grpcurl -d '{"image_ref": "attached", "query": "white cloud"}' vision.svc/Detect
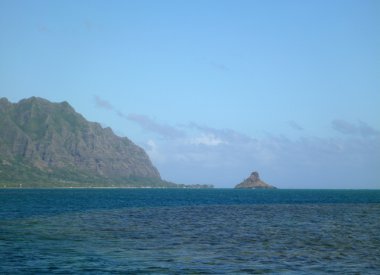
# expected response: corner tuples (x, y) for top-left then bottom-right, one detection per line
(189, 134), (227, 146)
(145, 139), (166, 163)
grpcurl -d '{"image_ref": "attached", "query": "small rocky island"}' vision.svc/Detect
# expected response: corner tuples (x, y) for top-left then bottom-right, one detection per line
(234, 171), (276, 189)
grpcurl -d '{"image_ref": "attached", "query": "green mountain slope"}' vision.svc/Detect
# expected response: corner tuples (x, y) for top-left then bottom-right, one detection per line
(0, 97), (175, 187)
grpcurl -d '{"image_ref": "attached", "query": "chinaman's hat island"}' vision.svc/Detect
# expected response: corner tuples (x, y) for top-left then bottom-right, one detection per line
(234, 171), (276, 189)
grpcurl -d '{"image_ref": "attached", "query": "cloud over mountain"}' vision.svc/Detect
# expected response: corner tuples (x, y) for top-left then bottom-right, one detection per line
(127, 114), (185, 139)
(94, 95), (114, 110)
(93, 95), (185, 138)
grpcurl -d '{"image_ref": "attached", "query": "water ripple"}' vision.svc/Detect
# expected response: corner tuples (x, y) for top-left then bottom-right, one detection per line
(1, 203), (380, 274)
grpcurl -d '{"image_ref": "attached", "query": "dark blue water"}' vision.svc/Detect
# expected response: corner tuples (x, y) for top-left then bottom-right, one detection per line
(1, 189), (380, 274)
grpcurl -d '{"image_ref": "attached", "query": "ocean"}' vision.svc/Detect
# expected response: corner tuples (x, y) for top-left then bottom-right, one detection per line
(1, 189), (380, 274)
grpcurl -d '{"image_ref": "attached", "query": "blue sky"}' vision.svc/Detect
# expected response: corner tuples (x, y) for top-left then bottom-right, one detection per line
(1, 0), (379, 188)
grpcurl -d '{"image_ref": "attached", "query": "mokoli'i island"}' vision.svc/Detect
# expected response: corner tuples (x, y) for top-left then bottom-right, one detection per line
(0, 97), (216, 188)
(235, 171), (276, 189)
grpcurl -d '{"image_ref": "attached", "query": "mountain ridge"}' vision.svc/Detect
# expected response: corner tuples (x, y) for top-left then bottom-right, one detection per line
(0, 97), (175, 187)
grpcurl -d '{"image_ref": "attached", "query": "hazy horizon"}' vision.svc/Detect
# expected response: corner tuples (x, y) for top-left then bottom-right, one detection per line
(1, 0), (379, 188)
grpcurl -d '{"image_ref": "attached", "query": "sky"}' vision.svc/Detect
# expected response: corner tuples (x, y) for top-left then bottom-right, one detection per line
(1, 0), (379, 188)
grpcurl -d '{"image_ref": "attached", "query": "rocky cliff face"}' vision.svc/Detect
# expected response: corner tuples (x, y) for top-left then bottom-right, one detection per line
(235, 171), (276, 189)
(0, 97), (172, 187)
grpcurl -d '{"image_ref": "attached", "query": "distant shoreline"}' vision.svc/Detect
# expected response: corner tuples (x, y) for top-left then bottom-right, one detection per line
(0, 185), (215, 189)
